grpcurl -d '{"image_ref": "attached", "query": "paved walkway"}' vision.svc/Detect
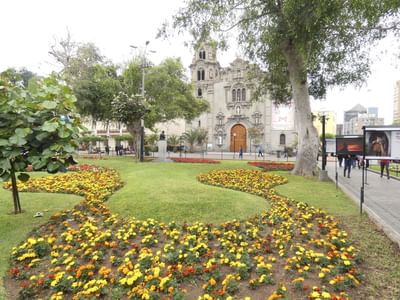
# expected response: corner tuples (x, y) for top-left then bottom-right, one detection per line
(324, 161), (400, 247)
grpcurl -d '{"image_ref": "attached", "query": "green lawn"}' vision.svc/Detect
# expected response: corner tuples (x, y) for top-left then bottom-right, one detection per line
(1, 157), (399, 299)
(369, 163), (400, 178)
(102, 159), (268, 223)
(0, 184), (81, 300)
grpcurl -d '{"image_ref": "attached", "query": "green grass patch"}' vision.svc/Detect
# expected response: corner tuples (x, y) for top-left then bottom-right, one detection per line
(0, 186), (81, 299)
(369, 164), (400, 178)
(79, 157), (269, 223)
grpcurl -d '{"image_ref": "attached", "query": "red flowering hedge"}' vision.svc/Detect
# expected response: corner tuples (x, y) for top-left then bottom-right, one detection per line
(78, 155), (108, 160)
(67, 164), (101, 172)
(171, 157), (220, 164)
(248, 161), (294, 171)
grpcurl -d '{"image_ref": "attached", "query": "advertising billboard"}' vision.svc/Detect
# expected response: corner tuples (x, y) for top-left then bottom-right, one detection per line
(336, 135), (363, 155)
(364, 126), (400, 160)
(271, 103), (295, 130)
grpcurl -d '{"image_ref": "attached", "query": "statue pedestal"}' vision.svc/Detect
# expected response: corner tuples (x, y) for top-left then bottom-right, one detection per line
(157, 140), (167, 162)
(319, 169), (329, 181)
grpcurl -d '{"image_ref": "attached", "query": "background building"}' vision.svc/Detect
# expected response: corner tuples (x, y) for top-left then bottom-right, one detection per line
(394, 80), (400, 124)
(342, 104), (384, 135)
(312, 111), (337, 137)
(187, 42), (297, 153)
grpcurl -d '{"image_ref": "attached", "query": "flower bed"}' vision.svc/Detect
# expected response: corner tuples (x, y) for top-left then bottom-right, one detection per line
(248, 161), (295, 171)
(4, 168), (361, 299)
(171, 157), (220, 164)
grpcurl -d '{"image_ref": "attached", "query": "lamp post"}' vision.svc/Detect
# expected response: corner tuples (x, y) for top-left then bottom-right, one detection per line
(130, 41), (155, 162)
(318, 112), (329, 181)
(179, 136), (184, 158)
(233, 133), (237, 159)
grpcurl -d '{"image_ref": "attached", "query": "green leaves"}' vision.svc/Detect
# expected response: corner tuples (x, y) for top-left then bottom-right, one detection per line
(41, 121), (58, 132)
(57, 127), (71, 138)
(41, 100), (57, 109)
(0, 71), (83, 211)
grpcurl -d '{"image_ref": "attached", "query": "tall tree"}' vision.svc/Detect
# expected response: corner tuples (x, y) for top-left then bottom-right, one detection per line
(116, 58), (208, 156)
(0, 72), (82, 214)
(49, 37), (118, 123)
(165, 0), (400, 176)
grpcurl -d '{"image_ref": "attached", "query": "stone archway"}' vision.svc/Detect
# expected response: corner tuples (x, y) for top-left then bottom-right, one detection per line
(230, 124), (247, 152)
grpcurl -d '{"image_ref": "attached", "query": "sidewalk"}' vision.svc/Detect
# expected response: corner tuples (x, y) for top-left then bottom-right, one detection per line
(324, 161), (400, 247)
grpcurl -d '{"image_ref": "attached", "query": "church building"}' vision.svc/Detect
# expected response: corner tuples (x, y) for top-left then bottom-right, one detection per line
(186, 43), (297, 153)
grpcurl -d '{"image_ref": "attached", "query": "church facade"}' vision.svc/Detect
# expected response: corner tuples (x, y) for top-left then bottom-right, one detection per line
(186, 43), (297, 153)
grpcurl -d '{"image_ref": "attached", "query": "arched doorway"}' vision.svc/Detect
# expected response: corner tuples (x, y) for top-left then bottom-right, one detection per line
(230, 124), (247, 152)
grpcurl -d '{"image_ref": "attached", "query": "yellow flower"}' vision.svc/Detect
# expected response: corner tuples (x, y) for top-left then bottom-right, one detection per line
(322, 291), (331, 298)
(209, 278), (217, 286)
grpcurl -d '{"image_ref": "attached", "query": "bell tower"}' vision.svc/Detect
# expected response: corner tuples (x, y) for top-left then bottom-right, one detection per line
(189, 41), (220, 90)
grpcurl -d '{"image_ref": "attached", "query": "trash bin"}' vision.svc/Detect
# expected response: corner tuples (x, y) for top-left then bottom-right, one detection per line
(277, 151), (281, 158)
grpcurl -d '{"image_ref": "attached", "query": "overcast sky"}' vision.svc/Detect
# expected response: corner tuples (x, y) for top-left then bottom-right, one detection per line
(1, 0), (399, 124)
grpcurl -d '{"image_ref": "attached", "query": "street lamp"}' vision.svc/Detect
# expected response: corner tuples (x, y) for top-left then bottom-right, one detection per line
(319, 113), (327, 171)
(179, 136), (184, 158)
(233, 133), (237, 159)
(130, 41), (155, 162)
(318, 112), (329, 181)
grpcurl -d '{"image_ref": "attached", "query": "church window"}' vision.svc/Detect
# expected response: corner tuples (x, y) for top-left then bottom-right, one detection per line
(199, 50), (206, 60)
(232, 89), (236, 102)
(197, 69), (205, 81)
(197, 88), (202, 97)
(280, 134), (286, 145)
(242, 88), (246, 101)
(237, 89), (241, 101)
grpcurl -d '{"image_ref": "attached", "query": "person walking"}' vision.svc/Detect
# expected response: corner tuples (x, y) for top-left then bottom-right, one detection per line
(239, 147), (243, 160)
(343, 154), (352, 178)
(338, 154), (343, 168)
(258, 147), (263, 157)
(380, 159), (390, 179)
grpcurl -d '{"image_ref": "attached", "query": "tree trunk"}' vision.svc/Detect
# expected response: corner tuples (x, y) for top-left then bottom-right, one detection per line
(282, 43), (319, 176)
(127, 121), (140, 160)
(10, 162), (22, 214)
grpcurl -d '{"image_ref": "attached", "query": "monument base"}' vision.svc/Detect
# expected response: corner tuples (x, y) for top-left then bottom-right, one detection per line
(319, 169), (329, 181)
(157, 140), (167, 162)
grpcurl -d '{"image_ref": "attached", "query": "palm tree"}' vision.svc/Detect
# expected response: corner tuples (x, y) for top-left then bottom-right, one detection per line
(167, 134), (180, 152)
(182, 129), (199, 152)
(196, 128), (208, 154)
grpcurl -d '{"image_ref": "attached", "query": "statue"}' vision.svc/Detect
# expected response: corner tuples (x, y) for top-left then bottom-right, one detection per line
(159, 131), (166, 141)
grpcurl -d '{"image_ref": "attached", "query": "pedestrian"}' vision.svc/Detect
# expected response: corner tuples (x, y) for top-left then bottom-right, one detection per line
(258, 147), (263, 157)
(338, 154), (343, 168)
(114, 145), (119, 156)
(105, 145), (110, 155)
(380, 159), (390, 179)
(239, 147), (243, 159)
(343, 154), (352, 178)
